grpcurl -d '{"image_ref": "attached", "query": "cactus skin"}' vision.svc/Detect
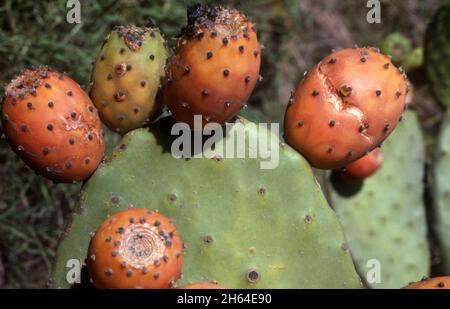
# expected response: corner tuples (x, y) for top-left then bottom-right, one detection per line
(90, 25), (167, 134)
(178, 282), (226, 289)
(380, 33), (412, 66)
(337, 148), (384, 182)
(425, 4), (450, 108)
(403, 277), (450, 289)
(87, 208), (183, 289)
(163, 5), (261, 127)
(432, 109), (450, 274)
(52, 117), (361, 289)
(1, 66), (105, 183)
(330, 111), (429, 288)
(284, 47), (408, 170)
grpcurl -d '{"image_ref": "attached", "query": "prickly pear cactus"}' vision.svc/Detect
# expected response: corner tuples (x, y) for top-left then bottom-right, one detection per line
(425, 4), (450, 108)
(51, 117), (362, 288)
(90, 24), (168, 134)
(330, 110), (429, 288)
(433, 109), (450, 274)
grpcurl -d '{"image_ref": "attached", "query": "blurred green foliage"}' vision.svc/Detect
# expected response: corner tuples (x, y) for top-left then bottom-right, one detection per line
(0, 0), (444, 288)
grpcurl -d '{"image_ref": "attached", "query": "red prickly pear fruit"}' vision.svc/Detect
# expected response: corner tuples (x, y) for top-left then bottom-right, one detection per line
(163, 4), (261, 127)
(1, 66), (105, 183)
(403, 276), (450, 289)
(338, 148), (384, 181)
(284, 47), (408, 169)
(178, 282), (226, 289)
(87, 208), (183, 289)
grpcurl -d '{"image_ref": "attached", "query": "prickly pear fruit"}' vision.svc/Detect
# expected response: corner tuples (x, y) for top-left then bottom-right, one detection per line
(90, 24), (168, 134)
(425, 4), (450, 108)
(380, 33), (412, 65)
(1, 66), (105, 183)
(163, 4), (261, 127)
(178, 282), (226, 289)
(87, 208), (183, 289)
(338, 148), (384, 181)
(403, 277), (450, 289)
(284, 47), (408, 169)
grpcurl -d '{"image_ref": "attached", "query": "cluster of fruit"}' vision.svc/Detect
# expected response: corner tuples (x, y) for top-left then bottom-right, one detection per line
(2, 3), (450, 289)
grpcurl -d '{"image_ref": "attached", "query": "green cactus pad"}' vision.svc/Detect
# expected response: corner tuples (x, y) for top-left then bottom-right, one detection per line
(51, 117), (361, 289)
(425, 4), (450, 108)
(330, 110), (429, 289)
(380, 33), (412, 66)
(433, 109), (450, 274)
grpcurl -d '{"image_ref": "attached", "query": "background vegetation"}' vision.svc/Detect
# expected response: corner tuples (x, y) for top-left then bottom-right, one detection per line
(0, 0), (444, 288)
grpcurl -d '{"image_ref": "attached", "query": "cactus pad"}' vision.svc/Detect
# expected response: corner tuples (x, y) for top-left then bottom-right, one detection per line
(51, 117), (361, 288)
(330, 110), (429, 288)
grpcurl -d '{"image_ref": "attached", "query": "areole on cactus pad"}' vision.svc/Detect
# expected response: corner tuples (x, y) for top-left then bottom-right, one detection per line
(51, 116), (361, 289)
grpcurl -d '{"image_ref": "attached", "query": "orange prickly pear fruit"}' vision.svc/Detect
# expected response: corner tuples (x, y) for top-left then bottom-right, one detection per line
(338, 148), (384, 181)
(163, 4), (262, 127)
(1, 66), (105, 183)
(284, 47), (408, 169)
(403, 277), (450, 289)
(87, 208), (183, 289)
(178, 282), (226, 289)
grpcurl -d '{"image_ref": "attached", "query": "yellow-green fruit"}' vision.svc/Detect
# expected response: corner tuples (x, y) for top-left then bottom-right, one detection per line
(90, 25), (168, 134)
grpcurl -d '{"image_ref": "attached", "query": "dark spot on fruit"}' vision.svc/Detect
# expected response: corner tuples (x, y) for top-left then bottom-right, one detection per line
(140, 81), (146, 87)
(59, 74), (65, 80)
(329, 120), (335, 127)
(347, 151), (354, 157)
(197, 32), (205, 40)
(223, 69), (230, 77)
(207, 51), (213, 59)
(245, 76), (251, 83)
(396, 91), (402, 98)
(105, 236), (112, 242)
(360, 57), (367, 63)
(104, 268), (113, 276)
(438, 282), (445, 288)
(376, 90), (382, 96)
(184, 66), (191, 74)
(202, 89), (209, 96)
(127, 270), (133, 277)
(107, 73), (113, 80)
(329, 58), (337, 64)
(67, 91), (73, 97)
(12, 98), (17, 105)
(71, 112), (77, 118)
(85, 158), (90, 164)
(153, 272), (160, 279)
(45, 83), (51, 89)
(100, 55), (105, 61)
(47, 124), (53, 131)
(111, 251), (119, 257)
(65, 161), (72, 169)
(89, 106), (94, 112)
(115, 91), (126, 102)
(210, 31), (217, 38)
(149, 54), (155, 61)
(27, 102), (33, 109)
(69, 138), (75, 145)
(154, 220), (161, 227)
(120, 48), (126, 54)
(359, 125), (365, 133)
(384, 123), (390, 132)
(20, 124), (27, 132)
(48, 101), (54, 108)
(305, 215), (313, 224)
(246, 269), (260, 283)
(239, 46), (245, 53)
(297, 121), (304, 127)
(312, 90), (319, 96)
(43, 147), (49, 155)
(384, 63), (390, 69)
(88, 133), (93, 141)
(399, 115), (403, 122)
(222, 37), (228, 45)
(339, 85), (352, 97)
(253, 50), (259, 58)
(224, 99), (232, 108)
(133, 107), (140, 114)
(327, 146), (333, 154)
(126, 64), (132, 71)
